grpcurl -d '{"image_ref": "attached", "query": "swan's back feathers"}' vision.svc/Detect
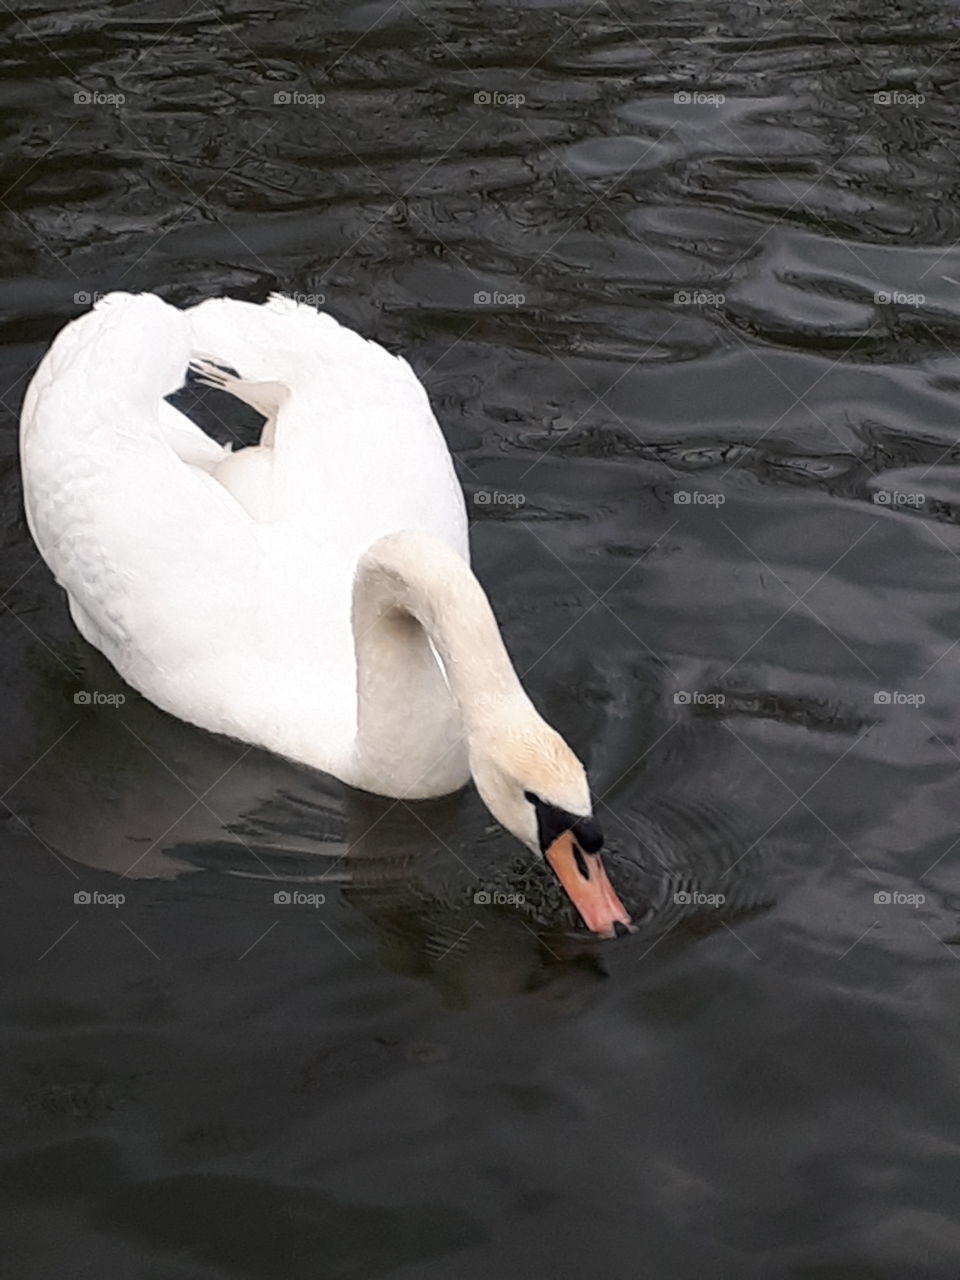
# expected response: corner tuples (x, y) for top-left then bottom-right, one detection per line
(185, 294), (467, 558)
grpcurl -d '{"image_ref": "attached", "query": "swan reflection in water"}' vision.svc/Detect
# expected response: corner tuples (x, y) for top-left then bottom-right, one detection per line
(11, 660), (771, 1012)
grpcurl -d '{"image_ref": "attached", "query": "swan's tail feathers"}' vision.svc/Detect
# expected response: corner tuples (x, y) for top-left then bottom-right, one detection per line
(187, 357), (235, 392)
(188, 359), (288, 448)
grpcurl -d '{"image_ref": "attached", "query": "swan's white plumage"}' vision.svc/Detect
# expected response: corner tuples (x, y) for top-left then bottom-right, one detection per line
(19, 292), (641, 935)
(21, 292), (468, 784)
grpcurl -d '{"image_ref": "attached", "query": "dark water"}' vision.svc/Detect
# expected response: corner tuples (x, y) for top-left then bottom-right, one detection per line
(3, 1), (960, 1275)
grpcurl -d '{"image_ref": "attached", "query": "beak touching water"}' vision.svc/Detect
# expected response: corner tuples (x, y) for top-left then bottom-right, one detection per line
(544, 831), (633, 938)
(524, 791), (633, 938)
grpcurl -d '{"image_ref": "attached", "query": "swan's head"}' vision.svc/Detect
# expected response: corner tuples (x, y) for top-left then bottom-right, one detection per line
(468, 715), (633, 938)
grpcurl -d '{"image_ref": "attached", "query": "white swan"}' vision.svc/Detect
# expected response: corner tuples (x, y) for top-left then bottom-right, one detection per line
(20, 292), (631, 936)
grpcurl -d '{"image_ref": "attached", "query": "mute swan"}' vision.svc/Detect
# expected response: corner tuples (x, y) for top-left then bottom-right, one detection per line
(20, 293), (632, 936)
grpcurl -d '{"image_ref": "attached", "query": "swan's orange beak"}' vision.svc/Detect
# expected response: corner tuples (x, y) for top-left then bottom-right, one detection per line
(545, 832), (633, 938)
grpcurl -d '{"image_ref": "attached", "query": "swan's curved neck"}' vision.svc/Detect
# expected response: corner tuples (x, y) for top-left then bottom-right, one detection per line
(346, 531), (529, 798)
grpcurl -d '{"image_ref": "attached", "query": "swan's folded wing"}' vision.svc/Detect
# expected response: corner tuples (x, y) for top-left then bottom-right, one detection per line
(185, 295), (469, 561)
(21, 295), (264, 672)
